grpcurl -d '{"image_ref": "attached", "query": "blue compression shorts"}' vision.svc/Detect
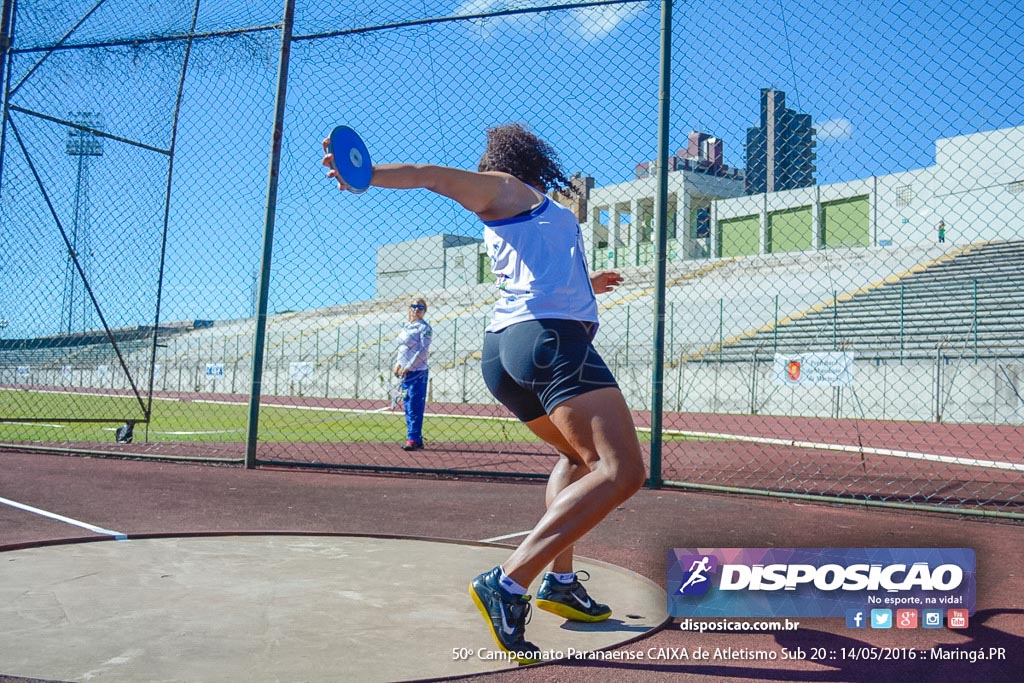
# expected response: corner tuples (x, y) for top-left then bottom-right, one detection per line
(481, 318), (619, 422)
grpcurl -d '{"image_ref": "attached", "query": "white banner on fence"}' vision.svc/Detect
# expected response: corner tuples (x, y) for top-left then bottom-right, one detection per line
(289, 362), (314, 382)
(205, 363), (224, 380)
(16, 366), (30, 378)
(773, 352), (855, 387)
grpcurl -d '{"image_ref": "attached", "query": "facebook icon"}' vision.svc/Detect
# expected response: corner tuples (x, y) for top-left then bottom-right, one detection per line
(845, 609), (866, 629)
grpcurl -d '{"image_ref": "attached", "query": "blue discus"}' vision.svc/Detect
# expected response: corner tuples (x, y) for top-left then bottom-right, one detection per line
(328, 125), (372, 193)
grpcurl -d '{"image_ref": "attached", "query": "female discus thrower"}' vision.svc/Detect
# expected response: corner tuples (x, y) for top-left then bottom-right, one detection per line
(322, 123), (646, 663)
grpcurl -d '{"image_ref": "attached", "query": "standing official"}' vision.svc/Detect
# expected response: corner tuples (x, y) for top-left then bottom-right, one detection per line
(394, 297), (432, 451)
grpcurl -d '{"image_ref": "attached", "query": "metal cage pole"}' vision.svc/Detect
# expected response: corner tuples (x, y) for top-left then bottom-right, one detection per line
(0, 0), (16, 197)
(146, 0), (202, 440)
(648, 0), (672, 488)
(245, 0), (296, 469)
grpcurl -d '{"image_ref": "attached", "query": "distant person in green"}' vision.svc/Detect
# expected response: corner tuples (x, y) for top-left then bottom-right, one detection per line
(937, 219), (946, 243)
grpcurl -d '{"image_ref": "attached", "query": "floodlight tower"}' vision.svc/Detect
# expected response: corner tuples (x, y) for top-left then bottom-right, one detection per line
(61, 111), (103, 334)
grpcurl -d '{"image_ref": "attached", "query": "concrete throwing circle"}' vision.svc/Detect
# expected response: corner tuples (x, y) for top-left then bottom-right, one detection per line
(0, 535), (668, 682)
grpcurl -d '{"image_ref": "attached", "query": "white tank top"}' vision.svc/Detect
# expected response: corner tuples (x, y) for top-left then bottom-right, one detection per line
(482, 197), (598, 332)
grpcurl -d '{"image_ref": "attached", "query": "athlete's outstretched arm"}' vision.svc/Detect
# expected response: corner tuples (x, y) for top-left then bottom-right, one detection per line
(321, 140), (539, 222)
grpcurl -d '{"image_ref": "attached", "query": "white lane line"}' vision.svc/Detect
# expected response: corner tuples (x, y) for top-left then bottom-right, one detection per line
(0, 422), (66, 428)
(150, 430), (240, 435)
(0, 387), (124, 398)
(0, 496), (127, 540)
(479, 530), (532, 543)
(666, 429), (1024, 472)
(195, 399), (520, 422)
(97, 427), (240, 435)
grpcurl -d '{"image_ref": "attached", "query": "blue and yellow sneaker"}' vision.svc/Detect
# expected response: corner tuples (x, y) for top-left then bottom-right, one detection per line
(535, 570), (612, 622)
(469, 567), (541, 664)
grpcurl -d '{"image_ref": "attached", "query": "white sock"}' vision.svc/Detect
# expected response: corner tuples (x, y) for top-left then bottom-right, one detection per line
(498, 567), (528, 596)
(550, 571), (576, 584)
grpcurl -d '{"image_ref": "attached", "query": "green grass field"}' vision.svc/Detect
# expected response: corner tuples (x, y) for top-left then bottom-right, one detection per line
(0, 389), (538, 444)
(0, 388), (698, 446)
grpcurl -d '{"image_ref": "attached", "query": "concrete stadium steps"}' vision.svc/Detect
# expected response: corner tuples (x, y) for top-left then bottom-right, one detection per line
(588, 241), (970, 364)
(97, 241), (960, 380)
(0, 328), (191, 371)
(699, 239), (1024, 362)
(11, 241), (1020, 401)
(408, 242), (967, 371)
(117, 285), (501, 377)
(57, 339), (153, 367)
(0, 346), (77, 366)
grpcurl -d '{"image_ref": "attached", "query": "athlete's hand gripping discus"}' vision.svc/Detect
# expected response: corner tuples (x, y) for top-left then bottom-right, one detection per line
(326, 126), (373, 193)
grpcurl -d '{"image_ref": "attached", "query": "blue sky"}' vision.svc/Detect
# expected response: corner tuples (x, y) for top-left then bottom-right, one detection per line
(1, 0), (1021, 338)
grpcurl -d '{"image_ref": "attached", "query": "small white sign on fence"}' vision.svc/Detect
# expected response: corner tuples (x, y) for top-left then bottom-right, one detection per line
(16, 365), (30, 378)
(205, 363), (225, 380)
(289, 361), (314, 382)
(773, 352), (855, 387)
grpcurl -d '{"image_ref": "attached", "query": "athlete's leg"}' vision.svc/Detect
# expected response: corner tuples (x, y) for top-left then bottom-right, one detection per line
(522, 415), (588, 574)
(502, 386), (645, 587)
(471, 326), (634, 658)
(524, 414), (614, 622)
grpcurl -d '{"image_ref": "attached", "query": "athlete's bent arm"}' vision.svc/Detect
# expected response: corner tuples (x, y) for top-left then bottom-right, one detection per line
(590, 270), (623, 294)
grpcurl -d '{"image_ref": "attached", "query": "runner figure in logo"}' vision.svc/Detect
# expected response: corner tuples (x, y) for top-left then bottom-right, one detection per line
(676, 554), (718, 596)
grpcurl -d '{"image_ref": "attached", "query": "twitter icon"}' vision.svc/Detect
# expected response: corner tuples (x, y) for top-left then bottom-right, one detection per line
(870, 609), (892, 629)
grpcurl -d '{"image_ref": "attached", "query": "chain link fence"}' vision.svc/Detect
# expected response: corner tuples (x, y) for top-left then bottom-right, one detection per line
(0, 0), (1021, 517)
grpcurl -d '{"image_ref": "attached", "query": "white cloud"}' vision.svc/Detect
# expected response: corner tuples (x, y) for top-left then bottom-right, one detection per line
(455, 0), (504, 15)
(569, 4), (644, 42)
(816, 118), (853, 142)
(454, 1), (641, 43)
(454, 0), (538, 41)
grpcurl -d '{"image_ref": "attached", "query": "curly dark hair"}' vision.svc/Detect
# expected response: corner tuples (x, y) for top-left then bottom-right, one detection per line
(477, 123), (573, 195)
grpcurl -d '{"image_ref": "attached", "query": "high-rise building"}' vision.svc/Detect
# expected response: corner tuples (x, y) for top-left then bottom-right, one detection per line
(745, 88), (816, 194)
(682, 131), (723, 171)
(635, 131), (744, 181)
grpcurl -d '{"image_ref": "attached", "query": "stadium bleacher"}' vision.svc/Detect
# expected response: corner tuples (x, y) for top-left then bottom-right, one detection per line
(693, 239), (1024, 362)
(7, 241), (1021, 416)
